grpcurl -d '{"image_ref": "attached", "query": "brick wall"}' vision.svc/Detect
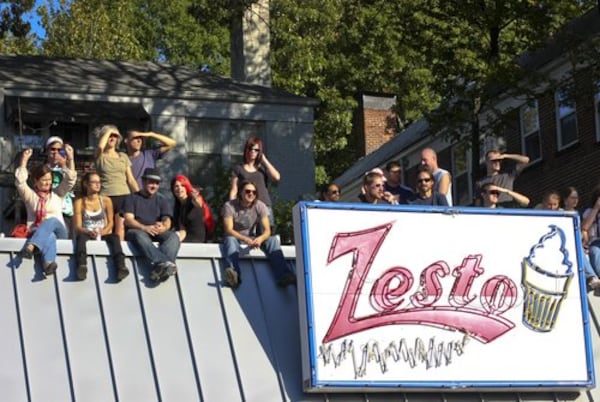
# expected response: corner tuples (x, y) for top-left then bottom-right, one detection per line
(503, 73), (600, 210)
(357, 94), (398, 157)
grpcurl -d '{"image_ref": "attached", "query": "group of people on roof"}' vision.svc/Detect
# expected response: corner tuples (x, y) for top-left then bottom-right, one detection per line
(14, 127), (295, 290)
(320, 147), (600, 291)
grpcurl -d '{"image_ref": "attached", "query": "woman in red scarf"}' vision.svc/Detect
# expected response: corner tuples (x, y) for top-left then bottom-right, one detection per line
(15, 148), (76, 276)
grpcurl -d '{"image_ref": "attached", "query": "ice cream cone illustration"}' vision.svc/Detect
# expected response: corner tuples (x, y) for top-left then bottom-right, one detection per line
(521, 225), (573, 332)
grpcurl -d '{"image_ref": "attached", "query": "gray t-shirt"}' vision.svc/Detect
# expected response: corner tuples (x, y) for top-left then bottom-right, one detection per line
(222, 199), (269, 236)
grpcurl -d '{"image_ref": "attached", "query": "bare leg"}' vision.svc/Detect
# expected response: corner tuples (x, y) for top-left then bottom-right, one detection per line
(114, 213), (125, 241)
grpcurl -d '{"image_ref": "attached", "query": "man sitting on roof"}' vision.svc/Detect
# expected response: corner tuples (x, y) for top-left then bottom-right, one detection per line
(221, 179), (296, 290)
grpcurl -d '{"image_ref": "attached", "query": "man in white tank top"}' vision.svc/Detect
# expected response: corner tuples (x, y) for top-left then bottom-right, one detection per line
(421, 148), (453, 206)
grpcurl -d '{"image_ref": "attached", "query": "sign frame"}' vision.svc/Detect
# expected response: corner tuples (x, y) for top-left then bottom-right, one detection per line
(293, 201), (596, 393)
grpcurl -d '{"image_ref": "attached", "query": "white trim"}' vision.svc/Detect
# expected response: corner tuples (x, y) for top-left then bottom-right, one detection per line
(555, 88), (579, 150)
(519, 101), (542, 163)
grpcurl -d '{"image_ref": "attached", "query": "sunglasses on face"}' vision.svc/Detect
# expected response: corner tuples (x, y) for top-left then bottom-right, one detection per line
(487, 190), (500, 196)
(329, 190), (340, 195)
(49, 147), (62, 152)
(244, 189), (257, 195)
(417, 178), (432, 183)
(247, 147), (260, 153)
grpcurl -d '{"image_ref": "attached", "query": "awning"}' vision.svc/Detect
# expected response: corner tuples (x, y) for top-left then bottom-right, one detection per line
(4, 96), (150, 125)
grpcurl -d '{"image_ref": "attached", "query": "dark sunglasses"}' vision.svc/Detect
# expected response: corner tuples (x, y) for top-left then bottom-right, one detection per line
(417, 178), (432, 183)
(244, 189), (257, 195)
(49, 147), (62, 152)
(247, 147), (261, 152)
(329, 190), (340, 195)
(488, 190), (500, 196)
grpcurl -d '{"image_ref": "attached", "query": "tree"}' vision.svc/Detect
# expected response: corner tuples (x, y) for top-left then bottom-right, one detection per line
(41, 0), (145, 60)
(413, 0), (598, 187)
(0, 0), (37, 54)
(270, 0), (442, 184)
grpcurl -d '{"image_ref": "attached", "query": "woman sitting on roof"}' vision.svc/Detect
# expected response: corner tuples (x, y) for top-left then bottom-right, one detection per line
(16, 148), (76, 276)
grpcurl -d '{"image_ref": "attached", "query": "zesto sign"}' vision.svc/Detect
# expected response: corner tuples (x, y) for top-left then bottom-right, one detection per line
(293, 202), (595, 392)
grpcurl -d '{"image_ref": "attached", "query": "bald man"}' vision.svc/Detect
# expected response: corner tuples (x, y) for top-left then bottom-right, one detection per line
(421, 148), (453, 206)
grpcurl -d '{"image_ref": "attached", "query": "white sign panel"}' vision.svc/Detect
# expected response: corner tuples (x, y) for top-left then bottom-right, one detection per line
(293, 202), (595, 392)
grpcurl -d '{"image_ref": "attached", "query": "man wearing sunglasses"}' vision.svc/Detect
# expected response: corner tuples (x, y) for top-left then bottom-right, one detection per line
(123, 168), (180, 283)
(221, 179), (296, 289)
(481, 183), (529, 208)
(357, 170), (396, 204)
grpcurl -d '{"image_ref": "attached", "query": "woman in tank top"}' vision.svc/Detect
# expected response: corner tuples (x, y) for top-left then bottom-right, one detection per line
(73, 172), (129, 282)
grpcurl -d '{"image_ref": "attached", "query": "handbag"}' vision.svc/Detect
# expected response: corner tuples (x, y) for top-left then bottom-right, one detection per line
(10, 223), (29, 238)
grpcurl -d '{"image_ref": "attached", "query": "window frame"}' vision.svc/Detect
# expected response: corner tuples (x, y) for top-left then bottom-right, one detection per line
(595, 81), (600, 142)
(519, 100), (542, 163)
(555, 87), (579, 150)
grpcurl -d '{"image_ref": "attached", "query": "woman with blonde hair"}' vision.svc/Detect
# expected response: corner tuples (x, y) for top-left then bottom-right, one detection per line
(94, 124), (138, 240)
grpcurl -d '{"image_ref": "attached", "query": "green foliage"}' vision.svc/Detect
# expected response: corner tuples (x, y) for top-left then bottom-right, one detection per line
(0, 0), (37, 54)
(272, 198), (295, 245)
(41, 0), (145, 60)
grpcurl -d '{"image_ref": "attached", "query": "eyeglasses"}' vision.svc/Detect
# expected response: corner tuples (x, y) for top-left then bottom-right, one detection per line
(329, 190), (340, 195)
(371, 183), (384, 188)
(487, 190), (500, 196)
(109, 133), (120, 138)
(49, 147), (62, 152)
(244, 189), (257, 195)
(417, 178), (432, 183)
(248, 147), (260, 153)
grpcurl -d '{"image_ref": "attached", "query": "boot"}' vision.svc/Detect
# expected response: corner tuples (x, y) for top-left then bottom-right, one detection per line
(114, 253), (129, 281)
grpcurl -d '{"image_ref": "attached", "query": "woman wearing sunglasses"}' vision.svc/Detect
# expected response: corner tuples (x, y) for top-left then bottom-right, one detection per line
(408, 167), (448, 206)
(480, 183), (529, 208)
(229, 136), (280, 228)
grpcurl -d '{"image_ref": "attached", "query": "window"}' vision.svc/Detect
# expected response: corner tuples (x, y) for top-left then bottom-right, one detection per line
(595, 81), (600, 142)
(555, 87), (578, 149)
(186, 119), (265, 199)
(519, 101), (542, 163)
(452, 141), (471, 206)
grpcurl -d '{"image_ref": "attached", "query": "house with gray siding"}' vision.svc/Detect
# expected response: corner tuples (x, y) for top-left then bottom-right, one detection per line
(0, 54), (317, 232)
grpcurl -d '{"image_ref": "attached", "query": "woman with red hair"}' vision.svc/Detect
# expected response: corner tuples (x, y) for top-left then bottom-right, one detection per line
(171, 174), (214, 242)
(229, 136), (280, 227)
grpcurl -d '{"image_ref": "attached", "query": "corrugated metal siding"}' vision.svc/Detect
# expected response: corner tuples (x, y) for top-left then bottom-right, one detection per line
(0, 238), (597, 402)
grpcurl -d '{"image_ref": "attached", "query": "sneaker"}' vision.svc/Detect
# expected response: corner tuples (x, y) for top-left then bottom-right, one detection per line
(224, 267), (240, 289)
(277, 272), (297, 288)
(44, 262), (58, 276)
(150, 263), (167, 283)
(116, 265), (130, 282)
(588, 277), (600, 290)
(165, 261), (177, 276)
(76, 265), (88, 281)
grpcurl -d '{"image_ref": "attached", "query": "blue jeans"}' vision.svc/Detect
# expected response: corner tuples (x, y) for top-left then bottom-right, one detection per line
(222, 235), (293, 282)
(588, 239), (600, 277)
(28, 217), (68, 265)
(125, 229), (180, 265)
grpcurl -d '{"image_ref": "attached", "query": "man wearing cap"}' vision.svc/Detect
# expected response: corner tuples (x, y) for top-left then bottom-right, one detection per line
(126, 130), (176, 189)
(45, 136), (76, 237)
(123, 167), (180, 283)
(475, 149), (530, 207)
